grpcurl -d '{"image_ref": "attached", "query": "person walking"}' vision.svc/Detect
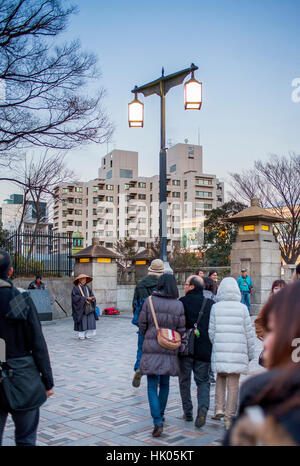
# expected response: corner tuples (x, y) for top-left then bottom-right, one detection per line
(71, 274), (97, 340)
(179, 275), (214, 427)
(131, 259), (164, 388)
(208, 277), (255, 430)
(224, 281), (300, 446)
(28, 275), (46, 290)
(237, 269), (253, 313)
(138, 274), (186, 438)
(0, 250), (54, 446)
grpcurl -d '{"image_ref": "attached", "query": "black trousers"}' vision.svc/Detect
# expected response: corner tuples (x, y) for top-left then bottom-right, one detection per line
(179, 357), (211, 415)
(0, 406), (40, 446)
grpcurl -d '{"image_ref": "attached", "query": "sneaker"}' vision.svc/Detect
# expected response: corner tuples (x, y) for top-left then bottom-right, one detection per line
(132, 369), (142, 388)
(212, 411), (224, 420)
(225, 420), (232, 430)
(183, 413), (193, 422)
(152, 424), (163, 437)
(78, 337), (85, 340)
(195, 406), (207, 428)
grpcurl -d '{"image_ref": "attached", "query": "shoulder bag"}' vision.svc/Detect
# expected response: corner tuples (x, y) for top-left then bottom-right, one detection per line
(148, 296), (181, 351)
(181, 298), (207, 357)
(78, 284), (95, 315)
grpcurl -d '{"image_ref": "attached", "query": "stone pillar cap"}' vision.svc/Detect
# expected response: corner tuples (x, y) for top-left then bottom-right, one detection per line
(251, 198), (260, 207)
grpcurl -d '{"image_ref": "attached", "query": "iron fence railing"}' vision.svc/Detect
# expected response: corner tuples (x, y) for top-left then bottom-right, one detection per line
(4, 230), (73, 277)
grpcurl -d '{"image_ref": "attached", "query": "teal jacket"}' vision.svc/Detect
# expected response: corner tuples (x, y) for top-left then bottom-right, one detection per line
(237, 275), (253, 293)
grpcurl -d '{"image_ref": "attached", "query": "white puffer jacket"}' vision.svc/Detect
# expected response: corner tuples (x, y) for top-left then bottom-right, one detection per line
(208, 277), (255, 375)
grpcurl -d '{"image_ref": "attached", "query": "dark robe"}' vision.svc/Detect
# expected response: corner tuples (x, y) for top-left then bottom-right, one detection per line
(71, 284), (97, 332)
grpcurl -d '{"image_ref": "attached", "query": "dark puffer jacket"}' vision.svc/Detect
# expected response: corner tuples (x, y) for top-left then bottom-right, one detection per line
(138, 291), (186, 376)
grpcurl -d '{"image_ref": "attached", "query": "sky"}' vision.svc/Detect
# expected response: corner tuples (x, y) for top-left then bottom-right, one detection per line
(1, 0), (300, 203)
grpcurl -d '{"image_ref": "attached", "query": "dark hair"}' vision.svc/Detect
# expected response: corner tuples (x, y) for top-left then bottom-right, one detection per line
(254, 293), (277, 341)
(157, 273), (179, 299)
(203, 276), (217, 294)
(195, 269), (204, 275)
(271, 279), (286, 294)
(0, 250), (12, 279)
(36, 274), (42, 280)
(208, 270), (217, 277)
(189, 275), (204, 292)
(296, 263), (300, 276)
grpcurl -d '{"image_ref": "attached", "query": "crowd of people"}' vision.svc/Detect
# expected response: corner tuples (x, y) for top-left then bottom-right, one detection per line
(132, 259), (300, 443)
(0, 247), (300, 446)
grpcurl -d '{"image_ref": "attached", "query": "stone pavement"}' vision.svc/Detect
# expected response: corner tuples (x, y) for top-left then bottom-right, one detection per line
(2, 313), (263, 446)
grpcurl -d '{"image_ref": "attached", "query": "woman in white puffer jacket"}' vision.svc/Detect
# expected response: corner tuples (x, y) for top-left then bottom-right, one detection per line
(208, 277), (255, 430)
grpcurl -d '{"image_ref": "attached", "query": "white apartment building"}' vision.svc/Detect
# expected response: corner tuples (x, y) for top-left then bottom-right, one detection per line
(53, 144), (224, 252)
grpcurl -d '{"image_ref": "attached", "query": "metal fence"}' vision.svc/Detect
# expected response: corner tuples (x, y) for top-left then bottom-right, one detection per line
(4, 230), (73, 277)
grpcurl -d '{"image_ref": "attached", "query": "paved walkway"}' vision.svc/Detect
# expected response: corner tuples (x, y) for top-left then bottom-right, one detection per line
(2, 313), (263, 446)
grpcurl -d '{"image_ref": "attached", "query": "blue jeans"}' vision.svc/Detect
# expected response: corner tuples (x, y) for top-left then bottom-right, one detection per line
(241, 291), (251, 312)
(147, 375), (170, 425)
(134, 330), (144, 372)
(0, 408), (40, 446)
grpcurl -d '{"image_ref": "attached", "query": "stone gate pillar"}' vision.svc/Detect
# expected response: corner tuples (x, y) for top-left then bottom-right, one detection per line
(73, 238), (121, 310)
(227, 198), (283, 315)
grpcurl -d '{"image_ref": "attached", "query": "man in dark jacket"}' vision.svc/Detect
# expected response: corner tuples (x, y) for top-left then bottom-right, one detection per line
(28, 275), (46, 290)
(0, 250), (54, 446)
(179, 275), (214, 428)
(131, 259), (164, 388)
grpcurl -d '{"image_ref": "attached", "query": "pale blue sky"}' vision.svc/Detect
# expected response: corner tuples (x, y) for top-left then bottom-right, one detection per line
(1, 0), (300, 202)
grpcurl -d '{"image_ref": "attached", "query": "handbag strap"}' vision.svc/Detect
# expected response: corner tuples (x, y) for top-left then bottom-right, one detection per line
(149, 295), (160, 331)
(195, 298), (207, 328)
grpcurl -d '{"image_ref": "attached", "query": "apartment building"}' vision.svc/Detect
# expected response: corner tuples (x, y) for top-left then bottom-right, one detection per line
(53, 144), (224, 252)
(1, 194), (49, 232)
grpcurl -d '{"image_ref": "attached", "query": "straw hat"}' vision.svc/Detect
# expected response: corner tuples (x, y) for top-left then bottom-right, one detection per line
(73, 274), (93, 285)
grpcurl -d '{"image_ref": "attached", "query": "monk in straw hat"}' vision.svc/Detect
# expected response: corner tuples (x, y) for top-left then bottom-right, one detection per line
(72, 274), (97, 340)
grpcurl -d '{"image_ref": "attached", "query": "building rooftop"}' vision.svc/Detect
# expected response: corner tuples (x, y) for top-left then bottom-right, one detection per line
(227, 198), (284, 223)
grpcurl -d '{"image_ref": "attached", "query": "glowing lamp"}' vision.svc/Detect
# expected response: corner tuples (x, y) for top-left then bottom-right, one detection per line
(184, 72), (202, 110)
(128, 92), (144, 127)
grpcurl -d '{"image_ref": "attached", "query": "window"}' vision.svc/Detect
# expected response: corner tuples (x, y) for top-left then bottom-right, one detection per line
(93, 186), (99, 192)
(54, 222), (58, 228)
(196, 191), (212, 198)
(172, 192), (180, 198)
(170, 164), (176, 173)
(106, 184), (114, 190)
(120, 169), (133, 178)
(196, 178), (213, 186)
(106, 196), (113, 202)
(172, 180), (180, 186)
(106, 208), (113, 213)
(124, 183), (130, 190)
(62, 200), (68, 206)
(106, 219), (113, 225)
(217, 196), (222, 202)
(188, 146), (194, 158)
(184, 180), (187, 188)
(138, 242), (146, 247)
(93, 197), (98, 204)
(110, 160), (113, 168)
(173, 204), (180, 210)
(105, 242), (113, 247)
(62, 188), (69, 194)
(138, 218), (146, 223)
(93, 220), (97, 227)
(138, 194), (146, 200)
(106, 170), (112, 179)
(75, 187), (83, 192)
(138, 206), (146, 212)
(93, 209), (97, 215)
(138, 182), (146, 188)
(105, 231), (113, 237)
(75, 198), (82, 204)
(150, 183), (153, 190)
(75, 221), (82, 226)
(150, 194), (152, 202)
(62, 221), (67, 228)
(86, 221), (88, 228)
(75, 210), (82, 215)
(62, 210), (68, 217)
(204, 203), (212, 209)
(172, 216), (180, 222)
(184, 192), (187, 201)
(173, 228), (181, 235)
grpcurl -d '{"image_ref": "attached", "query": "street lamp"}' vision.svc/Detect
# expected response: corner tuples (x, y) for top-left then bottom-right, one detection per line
(128, 63), (202, 273)
(128, 89), (144, 127)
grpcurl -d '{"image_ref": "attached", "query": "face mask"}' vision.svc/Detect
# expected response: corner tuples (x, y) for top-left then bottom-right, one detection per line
(273, 288), (281, 294)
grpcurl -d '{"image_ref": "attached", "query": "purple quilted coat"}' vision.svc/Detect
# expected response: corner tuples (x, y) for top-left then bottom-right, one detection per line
(138, 291), (186, 376)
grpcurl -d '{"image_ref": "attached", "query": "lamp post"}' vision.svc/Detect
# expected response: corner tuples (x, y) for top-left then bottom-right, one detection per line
(129, 63), (202, 272)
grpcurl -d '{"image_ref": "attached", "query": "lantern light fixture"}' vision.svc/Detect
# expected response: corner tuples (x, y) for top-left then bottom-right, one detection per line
(184, 71), (202, 110)
(128, 90), (144, 127)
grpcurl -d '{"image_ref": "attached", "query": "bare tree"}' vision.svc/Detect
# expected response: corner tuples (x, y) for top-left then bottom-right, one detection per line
(228, 153), (300, 264)
(0, 0), (113, 167)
